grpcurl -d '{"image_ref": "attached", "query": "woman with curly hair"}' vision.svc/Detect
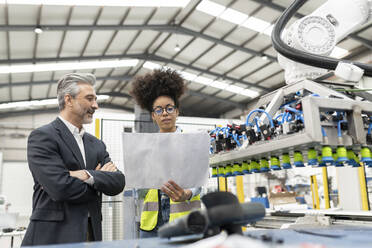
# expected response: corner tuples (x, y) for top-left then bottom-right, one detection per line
(130, 68), (201, 238)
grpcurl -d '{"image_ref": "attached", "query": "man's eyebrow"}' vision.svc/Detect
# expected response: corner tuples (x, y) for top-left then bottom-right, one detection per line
(86, 94), (97, 99)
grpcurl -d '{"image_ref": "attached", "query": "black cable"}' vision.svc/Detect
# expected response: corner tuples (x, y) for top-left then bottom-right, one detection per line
(271, 0), (372, 77)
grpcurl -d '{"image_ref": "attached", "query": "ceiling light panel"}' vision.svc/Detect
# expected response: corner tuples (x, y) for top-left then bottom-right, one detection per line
(0, 0), (190, 7)
(0, 95), (109, 110)
(196, 0), (225, 17)
(0, 59), (139, 74)
(219, 8), (248, 25)
(142, 61), (259, 98)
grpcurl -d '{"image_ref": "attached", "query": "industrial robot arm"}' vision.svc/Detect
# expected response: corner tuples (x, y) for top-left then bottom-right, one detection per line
(275, 0), (372, 84)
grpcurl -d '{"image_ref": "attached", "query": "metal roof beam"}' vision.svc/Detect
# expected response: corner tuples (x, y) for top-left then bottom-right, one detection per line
(0, 53), (270, 91)
(0, 77), (243, 109)
(0, 24), (276, 61)
(0, 75), (133, 89)
(187, 90), (244, 109)
(0, 103), (133, 119)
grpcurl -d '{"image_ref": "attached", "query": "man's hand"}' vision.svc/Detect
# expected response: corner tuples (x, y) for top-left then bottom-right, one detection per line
(95, 162), (117, 172)
(161, 180), (192, 202)
(69, 170), (89, 181)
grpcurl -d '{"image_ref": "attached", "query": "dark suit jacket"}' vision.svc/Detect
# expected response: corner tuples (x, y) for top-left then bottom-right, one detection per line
(21, 118), (125, 246)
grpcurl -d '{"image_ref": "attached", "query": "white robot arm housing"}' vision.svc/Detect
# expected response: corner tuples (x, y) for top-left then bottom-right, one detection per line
(279, 0), (372, 84)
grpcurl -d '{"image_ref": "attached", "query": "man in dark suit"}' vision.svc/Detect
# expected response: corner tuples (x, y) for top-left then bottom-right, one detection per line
(21, 73), (125, 246)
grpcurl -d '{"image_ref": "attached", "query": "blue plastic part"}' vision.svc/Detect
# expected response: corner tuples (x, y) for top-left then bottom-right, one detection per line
(270, 166), (281, 170)
(361, 157), (372, 162)
(260, 167), (270, 172)
(322, 156), (334, 163)
(337, 156), (348, 162)
(334, 162), (344, 167)
(294, 161), (305, 167)
(307, 159), (318, 166)
(232, 171), (243, 176)
(282, 163), (292, 169)
(251, 197), (269, 208)
(317, 162), (326, 167)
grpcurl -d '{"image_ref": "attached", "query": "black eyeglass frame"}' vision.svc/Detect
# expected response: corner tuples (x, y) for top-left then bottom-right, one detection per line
(152, 104), (177, 116)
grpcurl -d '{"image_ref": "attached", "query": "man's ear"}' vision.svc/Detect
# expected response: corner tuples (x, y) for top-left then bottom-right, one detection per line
(64, 94), (73, 107)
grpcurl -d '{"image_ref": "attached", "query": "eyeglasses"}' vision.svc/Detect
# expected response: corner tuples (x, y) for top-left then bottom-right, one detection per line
(152, 104), (176, 116)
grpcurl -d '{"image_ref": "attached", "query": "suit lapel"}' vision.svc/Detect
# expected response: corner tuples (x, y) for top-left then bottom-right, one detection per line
(52, 118), (85, 169)
(83, 134), (96, 170)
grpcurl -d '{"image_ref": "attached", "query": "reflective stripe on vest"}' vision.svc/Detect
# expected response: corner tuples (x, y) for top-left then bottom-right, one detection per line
(140, 189), (201, 231)
(169, 195), (201, 222)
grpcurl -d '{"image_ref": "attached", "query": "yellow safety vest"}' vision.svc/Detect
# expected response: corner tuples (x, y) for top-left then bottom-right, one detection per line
(140, 189), (201, 231)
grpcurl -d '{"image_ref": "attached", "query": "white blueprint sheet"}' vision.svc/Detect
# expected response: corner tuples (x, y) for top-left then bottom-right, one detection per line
(122, 132), (210, 189)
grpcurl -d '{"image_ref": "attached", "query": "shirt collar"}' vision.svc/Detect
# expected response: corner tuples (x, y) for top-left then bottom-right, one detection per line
(58, 116), (85, 137)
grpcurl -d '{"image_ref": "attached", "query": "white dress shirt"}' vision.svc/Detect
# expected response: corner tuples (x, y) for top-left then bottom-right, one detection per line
(58, 116), (94, 185)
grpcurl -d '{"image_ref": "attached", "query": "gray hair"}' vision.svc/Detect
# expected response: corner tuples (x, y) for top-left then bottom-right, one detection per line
(57, 73), (96, 111)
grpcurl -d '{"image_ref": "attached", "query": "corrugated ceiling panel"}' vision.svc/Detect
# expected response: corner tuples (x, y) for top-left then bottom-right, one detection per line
(200, 86), (220, 95)
(48, 84), (58, 98)
(193, 44), (233, 70)
(229, 56), (268, 78)
(33, 71), (53, 82)
(203, 19), (238, 40)
(9, 32), (35, 59)
(82, 30), (117, 56)
(358, 29), (372, 43)
(0, 74), (9, 85)
(129, 31), (162, 53)
(224, 26), (257, 45)
(147, 32), (170, 54)
(215, 90), (234, 99)
(104, 30), (141, 55)
(40, 6), (72, 25)
(11, 85), (29, 101)
(96, 7), (129, 25)
(170, 37), (214, 66)
(244, 34), (271, 52)
(36, 31), (64, 58)
(336, 39), (360, 52)
(229, 94), (247, 102)
(245, 63), (282, 82)
(110, 97), (129, 105)
(124, 7), (157, 25)
(8, 5), (38, 25)
(69, 6), (101, 25)
(185, 82), (205, 92)
(181, 11), (215, 32)
(31, 84), (49, 99)
(0, 32), (7, 60)
(258, 71), (285, 88)
(231, 0), (261, 14)
(10, 73), (32, 83)
(0, 88), (10, 102)
(154, 34), (195, 59)
(147, 7), (180, 25)
(0, 6), (5, 25)
(97, 80), (121, 92)
(59, 31), (91, 57)
(210, 51), (252, 77)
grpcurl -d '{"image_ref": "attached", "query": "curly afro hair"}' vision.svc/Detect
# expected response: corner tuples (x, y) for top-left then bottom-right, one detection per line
(130, 68), (186, 112)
